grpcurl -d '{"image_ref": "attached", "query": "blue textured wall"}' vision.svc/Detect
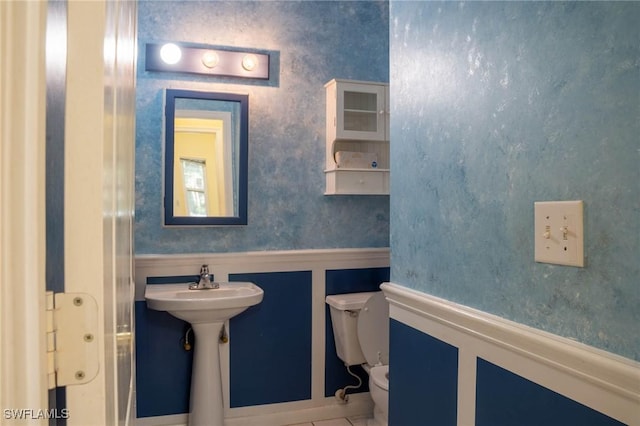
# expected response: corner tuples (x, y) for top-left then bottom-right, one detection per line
(390, 1), (639, 360)
(136, 1), (389, 254)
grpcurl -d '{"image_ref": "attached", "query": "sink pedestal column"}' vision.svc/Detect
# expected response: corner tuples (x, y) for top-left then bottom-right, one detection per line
(189, 321), (225, 426)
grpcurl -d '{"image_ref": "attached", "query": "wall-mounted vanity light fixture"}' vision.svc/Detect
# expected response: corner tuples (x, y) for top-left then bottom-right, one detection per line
(146, 42), (270, 80)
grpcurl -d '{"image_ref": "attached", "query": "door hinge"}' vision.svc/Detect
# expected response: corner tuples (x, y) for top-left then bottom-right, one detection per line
(46, 291), (99, 389)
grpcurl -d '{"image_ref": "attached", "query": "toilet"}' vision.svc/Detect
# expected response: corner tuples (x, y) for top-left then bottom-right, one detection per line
(326, 291), (389, 426)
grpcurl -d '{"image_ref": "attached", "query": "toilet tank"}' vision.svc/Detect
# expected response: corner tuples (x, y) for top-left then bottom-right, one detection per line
(325, 291), (378, 366)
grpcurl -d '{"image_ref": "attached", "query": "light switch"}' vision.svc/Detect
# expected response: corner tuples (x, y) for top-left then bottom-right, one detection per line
(534, 200), (584, 267)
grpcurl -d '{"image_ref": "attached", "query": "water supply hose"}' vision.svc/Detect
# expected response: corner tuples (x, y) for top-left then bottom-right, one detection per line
(335, 365), (363, 403)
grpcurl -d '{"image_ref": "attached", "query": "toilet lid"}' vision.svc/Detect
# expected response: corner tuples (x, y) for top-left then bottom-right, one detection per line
(357, 292), (389, 366)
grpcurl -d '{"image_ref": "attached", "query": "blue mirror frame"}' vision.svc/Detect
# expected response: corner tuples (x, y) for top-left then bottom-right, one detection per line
(164, 89), (248, 226)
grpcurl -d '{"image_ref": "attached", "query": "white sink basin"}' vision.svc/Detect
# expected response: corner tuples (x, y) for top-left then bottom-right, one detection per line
(145, 282), (263, 323)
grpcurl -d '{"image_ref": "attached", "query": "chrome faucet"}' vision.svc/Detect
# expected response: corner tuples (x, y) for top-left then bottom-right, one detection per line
(189, 264), (219, 290)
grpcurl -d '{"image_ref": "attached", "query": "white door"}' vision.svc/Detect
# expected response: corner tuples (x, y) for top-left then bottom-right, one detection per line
(0, 1), (136, 425)
(64, 1), (137, 424)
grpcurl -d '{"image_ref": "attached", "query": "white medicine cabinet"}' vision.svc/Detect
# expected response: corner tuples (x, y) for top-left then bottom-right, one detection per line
(324, 79), (389, 195)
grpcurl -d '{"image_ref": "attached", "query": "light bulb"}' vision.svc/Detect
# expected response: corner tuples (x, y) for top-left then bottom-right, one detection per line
(201, 51), (219, 68)
(241, 54), (258, 71)
(160, 43), (182, 65)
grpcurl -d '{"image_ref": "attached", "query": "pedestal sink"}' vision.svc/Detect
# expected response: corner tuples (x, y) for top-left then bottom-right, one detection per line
(145, 282), (264, 426)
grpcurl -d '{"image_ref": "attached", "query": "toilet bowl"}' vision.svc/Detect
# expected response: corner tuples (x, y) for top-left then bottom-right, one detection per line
(368, 365), (389, 426)
(326, 291), (389, 426)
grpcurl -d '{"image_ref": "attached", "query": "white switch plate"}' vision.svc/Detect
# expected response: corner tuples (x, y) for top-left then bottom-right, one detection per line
(534, 200), (584, 267)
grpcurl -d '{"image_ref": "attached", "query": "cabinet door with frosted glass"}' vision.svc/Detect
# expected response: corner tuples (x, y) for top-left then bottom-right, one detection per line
(334, 81), (388, 141)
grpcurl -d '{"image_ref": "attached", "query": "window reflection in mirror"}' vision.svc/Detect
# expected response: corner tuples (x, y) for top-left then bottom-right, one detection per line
(179, 158), (207, 216)
(164, 89), (248, 226)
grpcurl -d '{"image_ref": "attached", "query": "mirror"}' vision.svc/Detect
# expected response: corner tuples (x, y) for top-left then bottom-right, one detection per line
(164, 89), (248, 225)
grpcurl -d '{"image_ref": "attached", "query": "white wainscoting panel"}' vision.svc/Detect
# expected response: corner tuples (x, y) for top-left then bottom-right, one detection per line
(381, 282), (640, 426)
(135, 248), (388, 425)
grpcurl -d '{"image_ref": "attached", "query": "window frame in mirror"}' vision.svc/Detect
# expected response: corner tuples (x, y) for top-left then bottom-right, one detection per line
(164, 89), (248, 226)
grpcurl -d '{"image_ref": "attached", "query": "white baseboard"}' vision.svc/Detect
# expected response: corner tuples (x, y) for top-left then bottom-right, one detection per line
(225, 394), (373, 426)
(135, 394), (373, 426)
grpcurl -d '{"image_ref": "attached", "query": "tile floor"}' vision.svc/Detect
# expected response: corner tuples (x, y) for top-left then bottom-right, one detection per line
(286, 416), (370, 426)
